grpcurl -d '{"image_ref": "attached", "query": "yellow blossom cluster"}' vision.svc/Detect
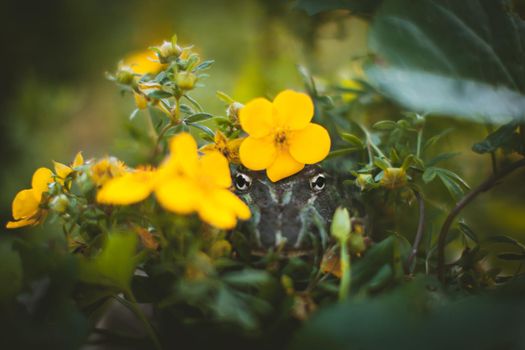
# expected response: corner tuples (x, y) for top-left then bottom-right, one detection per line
(96, 133), (251, 229)
(6, 152), (84, 229)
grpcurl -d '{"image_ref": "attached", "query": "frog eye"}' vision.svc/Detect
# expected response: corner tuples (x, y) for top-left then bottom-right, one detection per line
(234, 173), (252, 191)
(310, 173), (326, 191)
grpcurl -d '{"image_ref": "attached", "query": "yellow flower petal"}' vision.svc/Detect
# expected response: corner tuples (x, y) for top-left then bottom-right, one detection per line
(266, 150), (305, 182)
(31, 168), (53, 201)
(198, 194), (238, 230)
(72, 152), (84, 168)
(239, 98), (275, 138)
(53, 161), (72, 181)
(6, 217), (37, 229)
(168, 132), (199, 176)
(155, 177), (200, 214)
(273, 90), (314, 130)
(213, 189), (251, 220)
(11, 189), (39, 220)
(239, 136), (277, 171)
(289, 123), (331, 164)
(96, 171), (155, 205)
(123, 50), (164, 75)
(199, 151), (231, 188)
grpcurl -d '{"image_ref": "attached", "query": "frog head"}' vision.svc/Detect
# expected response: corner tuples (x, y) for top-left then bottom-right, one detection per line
(232, 165), (343, 256)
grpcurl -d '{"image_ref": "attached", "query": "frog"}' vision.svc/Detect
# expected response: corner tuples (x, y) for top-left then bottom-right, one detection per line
(232, 164), (365, 257)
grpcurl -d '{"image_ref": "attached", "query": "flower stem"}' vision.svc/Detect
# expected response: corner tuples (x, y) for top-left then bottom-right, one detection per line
(123, 290), (163, 350)
(436, 157), (525, 282)
(405, 190), (425, 274)
(360, 124), (391, 166)
(338, 239), (351, 301)
(416, 128), (423, 159)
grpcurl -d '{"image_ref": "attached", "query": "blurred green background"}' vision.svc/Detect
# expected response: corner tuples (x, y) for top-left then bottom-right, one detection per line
(1, 0), (524, 250)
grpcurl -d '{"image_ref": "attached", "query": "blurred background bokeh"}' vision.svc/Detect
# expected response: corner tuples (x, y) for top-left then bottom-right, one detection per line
(0, 0), (523, 249)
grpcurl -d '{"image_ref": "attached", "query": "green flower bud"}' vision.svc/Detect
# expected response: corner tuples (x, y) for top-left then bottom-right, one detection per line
(331, 207), (351, 242)
(158, 40), (182, 62)
(226, 102), (244, 123)
(49, 194), (69, 213)
(116, 66), (135, 85)
(176, 71), (197, 90)
(355, 173), (373, 191)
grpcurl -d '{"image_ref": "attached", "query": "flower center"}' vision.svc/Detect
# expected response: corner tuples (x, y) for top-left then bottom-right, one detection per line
(274, 131), (288, 147)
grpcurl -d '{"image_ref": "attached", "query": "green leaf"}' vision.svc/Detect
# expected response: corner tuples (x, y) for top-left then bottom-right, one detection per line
(486, 235), (525, 251)
(184, 112), (214, 123)
(472, 121), (519, 154)
(339, 132), (365, 148)
(373, 157), (390, 171)
(426, 152), (460, 167)
(372, 120), (397, 130)
(188, 122), (215, 137)
(458, 220), (479, 244)
(222, 270), (272, 287)
(327, 147), (361, 159)
(424, 128), (454, 150)
(295, 0), (383, 16)
(422, 167), (437, 183)
(129, 108), (140, 121)
(146, 90), (172, 99)
(366, 0), (525, 122)
(497, 253), (525, 261)
(194, 60), (215, 71)
(78, 233), (138, 292)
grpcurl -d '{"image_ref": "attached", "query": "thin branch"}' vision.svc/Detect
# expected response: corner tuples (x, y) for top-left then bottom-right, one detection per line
(437, 158), (525, 282)
(406, 190), (425, 274)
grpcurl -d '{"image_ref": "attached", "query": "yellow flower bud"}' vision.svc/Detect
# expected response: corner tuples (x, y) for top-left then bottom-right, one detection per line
(209, 239), (232, 258)
(380, 167), (407, 189)
(176, 71), (197, 90)
(133, 92), (148, 110)
(348, 234), (366, 255)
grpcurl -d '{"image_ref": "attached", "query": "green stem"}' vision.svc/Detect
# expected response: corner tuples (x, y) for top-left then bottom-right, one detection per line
(123, 290), (163, 350)
(360, 124), (391, 166)
(338, 239), (351, 301)
(416, 128), (423, 159)
(436, 158), (525, 282)
(146, 110), (159, 141)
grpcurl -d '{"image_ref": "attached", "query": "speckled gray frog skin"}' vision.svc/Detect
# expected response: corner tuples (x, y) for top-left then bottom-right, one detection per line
(232, 165), (347, 255)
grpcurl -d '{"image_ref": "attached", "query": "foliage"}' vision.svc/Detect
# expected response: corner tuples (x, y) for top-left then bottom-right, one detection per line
(2, 1), (525, 349)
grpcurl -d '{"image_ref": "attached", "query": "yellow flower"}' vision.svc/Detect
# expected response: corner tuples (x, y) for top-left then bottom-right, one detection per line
(239, 90), (331, 182)
(89, 157), (127, 187)
(53, 151), (84, 186)
(96, 133), (251, 229)
(122, 50), (164, 75)
(380, 167), (407, 189)
(6, 168), (54, 229)
(200, 130), (244, 164)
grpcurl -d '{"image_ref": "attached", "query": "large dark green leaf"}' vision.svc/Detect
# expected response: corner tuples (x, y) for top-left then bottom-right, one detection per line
(295, 0), (383, 16)
(366, 0), (525, 122)
(78, 232), (138, 292)
(291, 275), (525, 350)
